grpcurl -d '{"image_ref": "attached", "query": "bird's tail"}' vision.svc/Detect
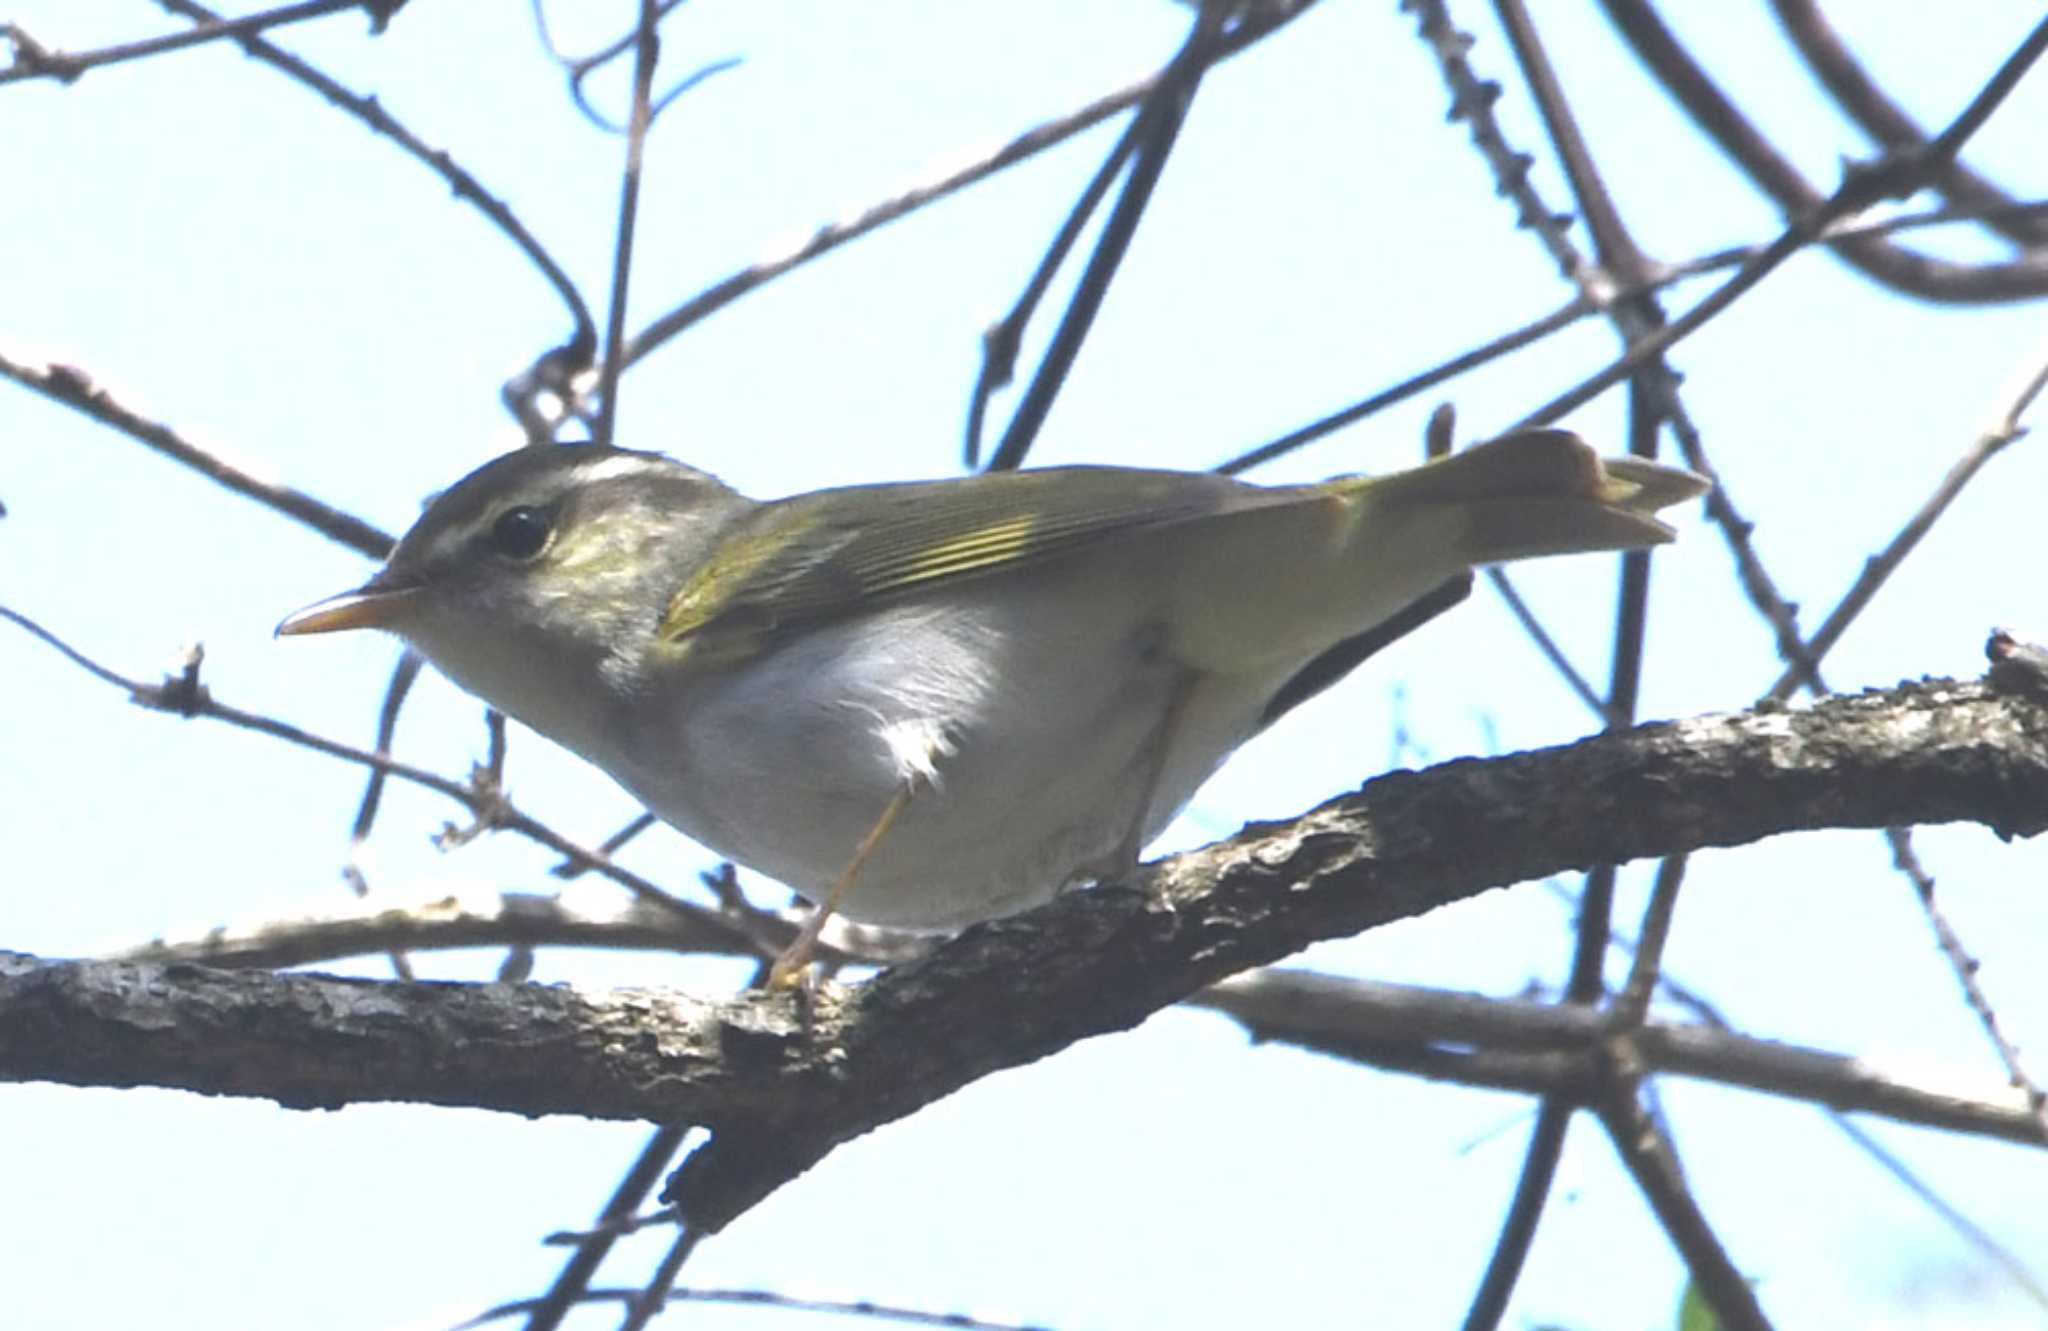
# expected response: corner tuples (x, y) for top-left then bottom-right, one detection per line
(1330, 427), (1710, 565)
(1160, 427), (1708, 678)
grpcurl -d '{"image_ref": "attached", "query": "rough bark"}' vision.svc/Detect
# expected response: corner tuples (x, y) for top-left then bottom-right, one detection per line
(4, 676), (2045, 1229)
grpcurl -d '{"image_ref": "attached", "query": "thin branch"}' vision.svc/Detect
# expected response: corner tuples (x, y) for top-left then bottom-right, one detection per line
(1417, 3), (1699, 1315)
(0, 604), (756, 951)
(1891, 823), (2048, 1143)
(0, 347), (392, 559)
(618, 1226), (701, 1331)
(623, 86), (1143, 365)
(1461, 1103), (1572, 1331)
(1766, 326), (2048, 701)
(981, 0), (1231, 472)
(1524, 9), (2048, 428)
(544, 1204), (680, 1247)
(108, 889), (763, 970)
(1401, 0), (1650, 747)
(1597, 0), (2048, 303)
(0, 0), (389, 87)
(457, 1284), (1054, 1331)
(1665, 198), (2048, 288)
(1672, 428), (1818, 694)
(1821, 1111), (2048, 1310)
(1190, 971), (2048, 1148)
(1212, 195), (2048, 480)
(1478, 567), (1610, 722)
(346, 653), (424, 854)
(1215, 298), (1587, 476)
(105, 884), (923, 993)
(155, 0), (594, 364)
(1752, 333), (2048, 1137)
(550, 4), (676, 134)
(520, 1127), (690, 1331)
(963, 113), (1143, 468)
(1642, 1023), (2045, 1151)
(621, 3), (1321, 371)
(1613, 855), (1687, 1026)
(591, 0), (661, 451)
(553, 813), (657, 879)
(1766, 0), (2048, 248)
(1596, 1044), (1772, 1331)
(1428, 0), (2048, 1193)
(342, 650), (425, 981)
(1561, 878), (2048, 1305)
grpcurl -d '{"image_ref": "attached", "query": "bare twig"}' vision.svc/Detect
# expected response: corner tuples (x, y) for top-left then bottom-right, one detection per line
(0, 347), (392, 559)
(1479, 566), (1610, 723)
(981, 1), (1240, 472)
(621, 3), (1321, 372)
(106, 882), (921, 973)
(155, 0), (595, 368)
(1893, 820), (2048, 1143)
(1530, 8), (2048, 428)
(111, 889), (746, 970)
(1216, 298), (1587, 476)
(1190, 971), (2047, 1148)
(0, 603), (751, 949)
(1459, 1101), (1571, 1331)
(1766, 327), (2048, 702)
(1598, 0), (2048, 303)
(1424, 4), (2048, 1202)
(1761, 332), (2048, 1139)
(618, 1225), (701, 1331)
(543, 1204), (680, 1247)
(518, 1127), (690, 1331)
(526, 1), (736, 135)
(1613, 856), (1687, 1027)
(456, 1284), (1054, 1331)
(1556, 880), (2048, 1305)
(1213, 195), (2048, 480)
(591, 0), (661, 451)
(0, 0), (392, 87)
(1767, 0), (2048, 249)
(963, 115), (1142, 468)
(346, 653), (425, 857)
(341, 650), (425, 980)
(552, 813), (657, 879)
(1408, 3), (1710, 1318)
(1596, 1045), (1772, 1331)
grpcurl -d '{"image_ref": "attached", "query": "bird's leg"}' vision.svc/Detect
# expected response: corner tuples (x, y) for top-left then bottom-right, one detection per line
(1087, 668), (1197, 889)
(767, 781), (918, 989)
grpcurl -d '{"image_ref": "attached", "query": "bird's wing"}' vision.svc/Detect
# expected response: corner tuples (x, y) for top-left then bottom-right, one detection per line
(655, 465), (1288, 657)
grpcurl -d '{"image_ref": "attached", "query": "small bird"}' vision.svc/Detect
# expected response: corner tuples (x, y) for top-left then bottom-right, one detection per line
(280, 429), (1705, 983)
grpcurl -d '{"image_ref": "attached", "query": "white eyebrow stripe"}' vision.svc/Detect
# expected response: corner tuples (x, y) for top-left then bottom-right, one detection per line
(574, 454), (674, 486)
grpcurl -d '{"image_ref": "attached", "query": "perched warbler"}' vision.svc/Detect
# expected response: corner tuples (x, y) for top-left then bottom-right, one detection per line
(280, 428), (1706, 982)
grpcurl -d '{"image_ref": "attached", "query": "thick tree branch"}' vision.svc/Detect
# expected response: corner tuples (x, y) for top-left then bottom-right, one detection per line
(5, 677), (2047, 1231)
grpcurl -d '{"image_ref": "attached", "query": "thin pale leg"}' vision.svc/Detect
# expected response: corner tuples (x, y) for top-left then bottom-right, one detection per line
(767, 782), (917, 988)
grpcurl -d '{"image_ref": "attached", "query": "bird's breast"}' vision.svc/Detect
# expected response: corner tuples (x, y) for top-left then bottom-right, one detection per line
(618, 575), (1239, 929)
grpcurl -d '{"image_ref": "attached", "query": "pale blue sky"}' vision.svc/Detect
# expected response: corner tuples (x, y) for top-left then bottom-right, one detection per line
(4, 4), (2048, 1328)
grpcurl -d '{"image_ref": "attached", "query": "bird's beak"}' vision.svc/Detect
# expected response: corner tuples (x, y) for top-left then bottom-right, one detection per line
(275, 579), (421, 637)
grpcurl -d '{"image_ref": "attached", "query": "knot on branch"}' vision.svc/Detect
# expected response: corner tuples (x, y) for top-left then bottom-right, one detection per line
(135, 644), (210, 719)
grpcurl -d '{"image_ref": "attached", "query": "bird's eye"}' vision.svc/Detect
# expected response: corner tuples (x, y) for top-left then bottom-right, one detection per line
(489, 505), (552, 560)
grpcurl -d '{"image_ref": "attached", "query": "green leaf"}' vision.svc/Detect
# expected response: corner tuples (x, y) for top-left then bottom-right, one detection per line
(1677, 1279), (1722, 1331)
